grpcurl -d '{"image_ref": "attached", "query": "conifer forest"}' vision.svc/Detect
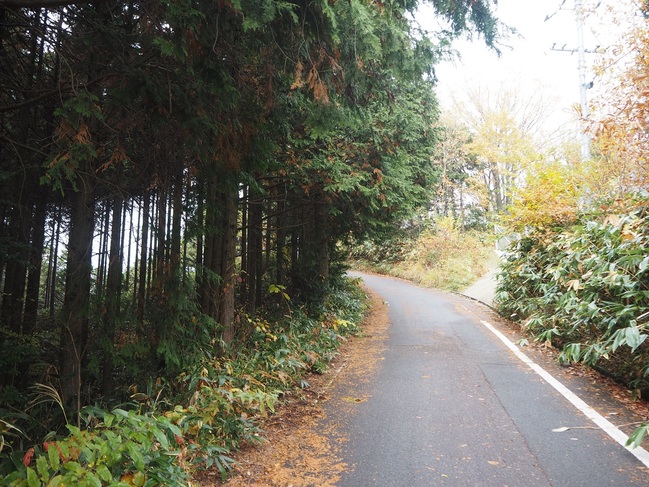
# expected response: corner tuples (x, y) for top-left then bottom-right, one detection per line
(0, 0), (502, 483)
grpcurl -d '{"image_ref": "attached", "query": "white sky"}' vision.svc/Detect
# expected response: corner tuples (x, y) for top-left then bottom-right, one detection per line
(418, 0), (604, 134)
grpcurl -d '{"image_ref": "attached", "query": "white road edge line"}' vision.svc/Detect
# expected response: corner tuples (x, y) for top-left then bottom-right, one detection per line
(480, 319), (649, 468)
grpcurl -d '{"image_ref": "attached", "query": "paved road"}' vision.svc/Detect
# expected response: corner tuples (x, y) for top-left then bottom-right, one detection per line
(329, 273), (649, 486)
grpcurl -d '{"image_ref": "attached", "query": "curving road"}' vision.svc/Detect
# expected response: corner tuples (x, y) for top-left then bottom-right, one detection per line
(327, 273), (649, 486)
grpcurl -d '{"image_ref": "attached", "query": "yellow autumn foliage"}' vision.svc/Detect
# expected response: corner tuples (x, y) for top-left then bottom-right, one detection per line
(588, 0), (649, 195)
(504, 158), (582, 231)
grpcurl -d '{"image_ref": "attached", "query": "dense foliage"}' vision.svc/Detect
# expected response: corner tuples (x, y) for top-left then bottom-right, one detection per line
(0, 0), (503, 482)
(2, 279), (367, 484)
(495, 0), (649, 395)
(496, 200), (649, 392)
(587, 0), (649, 196)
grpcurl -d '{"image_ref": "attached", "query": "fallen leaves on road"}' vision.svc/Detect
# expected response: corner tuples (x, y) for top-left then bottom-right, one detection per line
(195, 286), (390, 486)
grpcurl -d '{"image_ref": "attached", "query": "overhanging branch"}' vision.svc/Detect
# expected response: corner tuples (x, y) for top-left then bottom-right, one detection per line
(1, 0), (109, 9)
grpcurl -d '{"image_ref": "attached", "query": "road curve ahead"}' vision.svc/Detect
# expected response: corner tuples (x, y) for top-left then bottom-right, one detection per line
(330, 273), (649, 486)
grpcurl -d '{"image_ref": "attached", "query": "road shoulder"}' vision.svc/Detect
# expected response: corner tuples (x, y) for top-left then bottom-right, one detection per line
(197, 286), (391, 486)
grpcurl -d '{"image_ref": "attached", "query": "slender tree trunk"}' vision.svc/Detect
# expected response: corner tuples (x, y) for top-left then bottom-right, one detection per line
(96, 204), (110, 301)
(170, 174), (183, 293)
(264, 196), (272, 285)
(101, 195), (122, 395)
(49, 213), (61, 319)
(137, 193), (150, 325)
(132, 200), (141, 311)
(0, 201), (30, 389)
(194, 180), (204, 294)
(24, 193), (48, 334)
(290, 202), (300, 287)
(1, 198), (32, 335)
(155, 190), (166, 285)
(314, 201), (329, 280)
(240, 186), (248, 298)
(247, 190), (263, 311)
(200, 182), (217, 317)
(122, 199), (130, 294)
(153, 173), (183, 361)
(0, 202), (6, 298)
(219, 189), (237, 343)
(276, 185), (287, 287)
(211, 195), (224, 321)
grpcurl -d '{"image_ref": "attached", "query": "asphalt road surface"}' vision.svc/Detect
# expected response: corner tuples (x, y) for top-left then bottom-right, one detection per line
(329, 273), (649, 486)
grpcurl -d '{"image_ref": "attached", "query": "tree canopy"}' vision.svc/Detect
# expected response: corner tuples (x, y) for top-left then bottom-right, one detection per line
(0, 0), (503, 422)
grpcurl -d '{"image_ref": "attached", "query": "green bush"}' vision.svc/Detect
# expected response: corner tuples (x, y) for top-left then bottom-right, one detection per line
(496, 202), (649, 389)
(3, 407), (189, 487)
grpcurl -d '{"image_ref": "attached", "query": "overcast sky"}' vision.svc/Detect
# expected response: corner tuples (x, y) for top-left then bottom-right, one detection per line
(418, 0), (599, 133)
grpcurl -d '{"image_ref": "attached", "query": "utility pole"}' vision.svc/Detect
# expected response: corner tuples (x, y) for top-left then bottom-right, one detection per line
(576, 0), (591, 160)
(550, 0), (594, 160)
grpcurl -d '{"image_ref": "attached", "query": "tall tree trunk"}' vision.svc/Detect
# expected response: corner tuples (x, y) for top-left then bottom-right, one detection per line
(194, 180), (204, 294)
(290, 200), (301, 289)
(96, 203), (110, 301)
(122, 199), (130, 294)
(314, 201), (329, 280)
(246, 190), (263, 312)
(219, 189), (237, 343)
(155, 190), (166, 285)
(200, 181), (218, 317)
(0, 203), (7, 300)
(48, 212), (61, 319)
(170, 174), (183, 294)
(24, 192), (48, 334)
(276, 184), (287, 287)
(0, 203), (30, 334)
(0, 200), (31, 389)
(151, 173), (183, 366)
(59, 177), (95, 410)
(240, 186), (248, 298)
(101, 195), (122, 395)
(137, 193), (150, 325)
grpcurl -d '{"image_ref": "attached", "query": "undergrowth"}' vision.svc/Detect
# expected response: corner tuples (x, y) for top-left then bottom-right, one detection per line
(0, 277), (367, 486)
(496, 202), (649, 390)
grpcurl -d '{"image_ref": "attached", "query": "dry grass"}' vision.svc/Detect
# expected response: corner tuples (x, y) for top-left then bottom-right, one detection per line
(356, 226), (497, 291)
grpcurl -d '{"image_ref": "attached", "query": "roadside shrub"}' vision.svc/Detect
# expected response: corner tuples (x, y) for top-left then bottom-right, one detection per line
(2, 407), (189, 486)
(496, 202), (649, 390)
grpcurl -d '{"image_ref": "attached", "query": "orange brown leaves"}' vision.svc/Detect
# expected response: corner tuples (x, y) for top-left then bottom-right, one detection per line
(291, 47), (344, 105)
(291, 61), (305, 90)
(22, 448), (34, 467)
(372, 167), (383, 184)
(306, 66), (330, 105)
(588, 13), (649, 195)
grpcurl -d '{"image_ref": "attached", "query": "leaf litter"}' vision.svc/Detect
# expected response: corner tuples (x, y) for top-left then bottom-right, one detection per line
(196, 286), (390, 486)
